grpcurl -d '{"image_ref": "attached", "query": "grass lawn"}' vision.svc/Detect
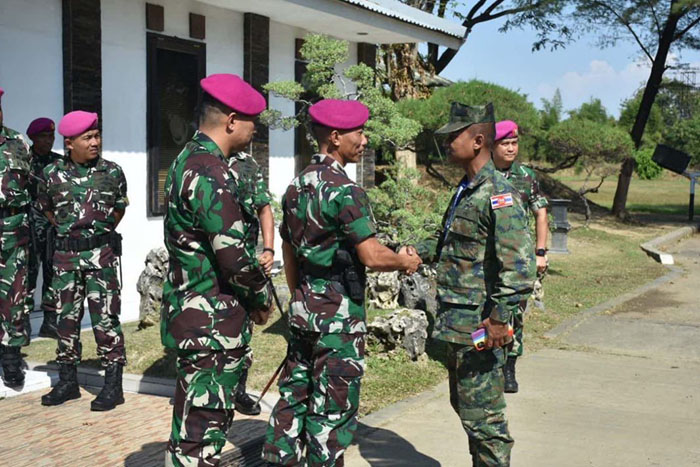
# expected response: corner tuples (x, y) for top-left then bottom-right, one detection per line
(24, 172), (680, 415)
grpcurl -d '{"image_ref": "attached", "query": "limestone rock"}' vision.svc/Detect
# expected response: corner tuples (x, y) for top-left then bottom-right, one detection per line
(398, 266), (438, 317)
(368, 308), (429, 360)
(137, 247), (169, 329)
(366, 271), (401, 310)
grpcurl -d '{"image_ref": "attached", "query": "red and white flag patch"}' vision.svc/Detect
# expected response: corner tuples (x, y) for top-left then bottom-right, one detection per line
(490, 193), (514, 209)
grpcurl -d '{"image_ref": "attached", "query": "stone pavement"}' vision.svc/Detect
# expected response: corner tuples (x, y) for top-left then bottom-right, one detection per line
(0, 387), (271, 466)
(344, 233), (700, 466)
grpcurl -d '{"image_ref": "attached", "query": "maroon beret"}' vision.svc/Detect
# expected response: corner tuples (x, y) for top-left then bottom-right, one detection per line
(495, 120), (518, 141)
(0, 87), (4, 99)
(309, 99), (369, 130)
(27, 118), (56, 137)
(200, 74), (266, 116)
(58, 111), (99, 137)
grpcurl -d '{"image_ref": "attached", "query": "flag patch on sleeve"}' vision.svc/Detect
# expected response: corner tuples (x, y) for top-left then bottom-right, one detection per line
(490, 193), (514, 209)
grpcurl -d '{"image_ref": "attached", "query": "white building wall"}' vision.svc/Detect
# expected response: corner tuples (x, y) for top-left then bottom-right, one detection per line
(102, 0), (244, 323)
(0, 0), (63, 147)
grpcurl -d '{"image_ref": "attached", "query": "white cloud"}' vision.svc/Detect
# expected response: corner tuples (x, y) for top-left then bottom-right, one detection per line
(534, 59), (651, 117)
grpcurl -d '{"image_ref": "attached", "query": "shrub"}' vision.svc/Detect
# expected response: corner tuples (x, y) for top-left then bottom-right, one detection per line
(634, 146), (663, 180)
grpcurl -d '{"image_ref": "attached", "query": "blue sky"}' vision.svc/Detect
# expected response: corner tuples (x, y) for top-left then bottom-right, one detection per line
(438, 17), (700, 118)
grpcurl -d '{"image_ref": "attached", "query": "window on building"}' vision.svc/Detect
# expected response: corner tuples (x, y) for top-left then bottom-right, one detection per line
(147, 33), (206, 216)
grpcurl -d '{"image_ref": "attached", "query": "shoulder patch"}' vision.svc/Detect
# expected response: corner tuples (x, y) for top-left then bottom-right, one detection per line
(490, 193), (514, 209)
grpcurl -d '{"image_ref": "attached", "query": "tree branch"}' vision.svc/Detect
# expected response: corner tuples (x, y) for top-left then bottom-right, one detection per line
(530, 154), (581, 173)
(466, 0), (488, 22)
(471, 1), (550, 26)
(673, 13), (700, 41)
(647, 0), (662, 37)
(589, 0), (654, 62)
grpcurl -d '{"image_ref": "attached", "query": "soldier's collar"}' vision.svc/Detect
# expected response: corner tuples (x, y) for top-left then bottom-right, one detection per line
(468, 158), (496, 189)
(193, 131), (226, 160)
(232, 151), (251, 161)
(313, 153), (347, 176)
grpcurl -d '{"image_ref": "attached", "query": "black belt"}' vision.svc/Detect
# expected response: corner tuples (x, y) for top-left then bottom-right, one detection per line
(0, 205), (29, 219)
(55, 231), (116, 252)
(300, 262), (343, 282)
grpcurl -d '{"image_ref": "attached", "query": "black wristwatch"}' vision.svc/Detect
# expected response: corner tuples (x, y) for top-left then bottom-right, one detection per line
(263, 247), (275, 255)
(535, 248), (547, 257)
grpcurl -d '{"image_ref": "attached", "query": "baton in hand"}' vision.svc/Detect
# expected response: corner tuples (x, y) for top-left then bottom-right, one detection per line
(255, 267), (289, 405)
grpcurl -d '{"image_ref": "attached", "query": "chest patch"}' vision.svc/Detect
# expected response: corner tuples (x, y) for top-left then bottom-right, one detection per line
(490, 193), (514, 209)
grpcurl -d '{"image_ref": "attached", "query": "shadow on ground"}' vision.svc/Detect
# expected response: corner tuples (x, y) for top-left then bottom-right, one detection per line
(353, 422), (440, 467)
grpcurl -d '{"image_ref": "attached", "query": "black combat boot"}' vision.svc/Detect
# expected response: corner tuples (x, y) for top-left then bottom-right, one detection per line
(503, 356), (519, 394)
(38, 311), (58, 339)
(41, 363), (80, 405)
(1, 345), (26, 387)
(234, 368), (261, 416)
(91, 362), (125, 411)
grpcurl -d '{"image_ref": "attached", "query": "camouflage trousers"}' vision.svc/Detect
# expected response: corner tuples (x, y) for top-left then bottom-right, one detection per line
(507, 301), (526, 358)
(262, 330), (365, 467)
(448, 343), (513, 466)
(508, 272), (546, 358)
(53, 267), (125, 366)
(26, 212), (56, 314)
(166, 348), (246, 467)
(243, 321), (255, 371)
(0, 221), (29, 347)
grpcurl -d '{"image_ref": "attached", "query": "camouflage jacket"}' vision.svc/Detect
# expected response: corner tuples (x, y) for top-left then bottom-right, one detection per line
(36, 156), (128, 271)
(416, 159), (536, 344)
(281, 153), (376, 335)
(500, 161), (548, 213)
(29, 149), (62, 228)
(161, 131), (271, 351)
(0, 126), (31, 246)
(0, 126), (31, 210)
(227, 151), (272, 257)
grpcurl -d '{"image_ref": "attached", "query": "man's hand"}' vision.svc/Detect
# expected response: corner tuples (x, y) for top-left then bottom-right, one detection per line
(258, 250), (274, 275)
(536, 255), (548, 274)
(480, 318), (511, 349)
(251, 308), (272, 325)
(398, 248), (422, 275)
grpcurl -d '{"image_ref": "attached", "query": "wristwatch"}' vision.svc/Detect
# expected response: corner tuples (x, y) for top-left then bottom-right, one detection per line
(535, 248), (547, 257)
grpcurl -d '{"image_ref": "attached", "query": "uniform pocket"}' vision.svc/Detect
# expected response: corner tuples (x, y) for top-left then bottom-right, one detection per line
(445, 211), (481, 260)
(323, 356), (364, 414)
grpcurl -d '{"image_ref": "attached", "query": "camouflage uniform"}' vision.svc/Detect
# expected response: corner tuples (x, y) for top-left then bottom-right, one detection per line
(26, 149), (61, 317)
(417, 158), (535, 466)
(227, 151), (272, 374)
(0, 126), (31, 348)
(499, 161), (548, 358)
(161, 131), (270, 466)
(36, 156), (128, 366)
(262, 153), (375, 467)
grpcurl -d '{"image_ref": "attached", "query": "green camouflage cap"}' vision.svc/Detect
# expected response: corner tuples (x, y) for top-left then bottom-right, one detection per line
(435, 102), (495, 135)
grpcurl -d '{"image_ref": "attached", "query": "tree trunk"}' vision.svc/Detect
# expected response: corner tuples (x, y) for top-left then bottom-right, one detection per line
(611, 7), (682, 217)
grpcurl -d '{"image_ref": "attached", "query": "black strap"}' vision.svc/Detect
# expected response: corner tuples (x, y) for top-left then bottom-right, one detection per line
(55, 231), (114, 252)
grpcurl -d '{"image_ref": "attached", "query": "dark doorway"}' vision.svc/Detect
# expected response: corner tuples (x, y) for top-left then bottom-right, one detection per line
(147, 33), (206, 216)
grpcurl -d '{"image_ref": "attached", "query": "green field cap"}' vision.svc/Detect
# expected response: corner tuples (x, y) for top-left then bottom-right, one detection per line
(435, 102), (495, 135)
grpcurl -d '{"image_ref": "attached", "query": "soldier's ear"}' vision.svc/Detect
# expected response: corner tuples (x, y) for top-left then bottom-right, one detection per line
(473, 133), (484, 150)
(226, 112), (237, 132)
(329, 129), (341, 147)
(64, 137), (74, 152)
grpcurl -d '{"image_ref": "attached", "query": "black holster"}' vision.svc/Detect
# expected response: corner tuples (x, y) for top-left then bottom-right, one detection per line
(334, 249), (366, 303)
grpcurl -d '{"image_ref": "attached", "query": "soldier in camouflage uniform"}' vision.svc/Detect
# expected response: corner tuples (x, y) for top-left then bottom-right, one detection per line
(161, 74), (272, 467)
(39, 111), (129, 411)
(414, 103), (536, 466)
(493, 120), (549, 394)
(227, 151), (275, 416)
(26, 117), (61, 339)
(262, 99), (421, 467)
(0, 87), (32, 387)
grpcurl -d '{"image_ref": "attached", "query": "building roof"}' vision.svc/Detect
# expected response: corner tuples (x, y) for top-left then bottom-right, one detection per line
(199, 0), (466, 49)
(339, 0), (465, 39)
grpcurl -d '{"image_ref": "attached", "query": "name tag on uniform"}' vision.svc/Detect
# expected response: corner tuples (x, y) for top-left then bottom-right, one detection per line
(490, 193), (513, 209)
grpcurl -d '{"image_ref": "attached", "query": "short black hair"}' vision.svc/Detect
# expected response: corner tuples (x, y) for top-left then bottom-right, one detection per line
(198, 92), (233, 126)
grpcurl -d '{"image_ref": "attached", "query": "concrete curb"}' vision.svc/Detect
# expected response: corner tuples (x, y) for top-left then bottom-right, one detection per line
(25, 361), (279, 411)
(640, 223), (700, 264)
(546, 223), (698, 340)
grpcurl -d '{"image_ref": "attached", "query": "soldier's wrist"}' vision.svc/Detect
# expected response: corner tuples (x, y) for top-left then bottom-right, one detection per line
(263, 247), (275, 256)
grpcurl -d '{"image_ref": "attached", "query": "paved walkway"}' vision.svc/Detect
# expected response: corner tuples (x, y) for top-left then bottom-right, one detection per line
(0, 387), (271, 466)
(345, 233), (700, 466)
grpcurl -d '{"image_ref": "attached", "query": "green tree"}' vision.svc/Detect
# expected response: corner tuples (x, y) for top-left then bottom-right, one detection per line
(540, 88), (563, 131)
(514, 0), (700, 217)
(568, 98), (613, 124)
(261, 34), (421, 154)
(546, 119), (634, 221)
(664, 114), (700, 166)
